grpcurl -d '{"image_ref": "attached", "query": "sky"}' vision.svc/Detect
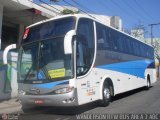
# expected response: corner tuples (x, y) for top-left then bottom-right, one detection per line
(34, 0), (160, 38)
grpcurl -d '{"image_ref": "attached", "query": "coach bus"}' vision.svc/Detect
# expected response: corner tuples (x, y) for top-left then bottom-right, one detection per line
(17, 14), (156, 110)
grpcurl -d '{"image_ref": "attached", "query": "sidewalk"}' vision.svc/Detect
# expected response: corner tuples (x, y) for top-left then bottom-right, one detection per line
(0, 98), (22, 114)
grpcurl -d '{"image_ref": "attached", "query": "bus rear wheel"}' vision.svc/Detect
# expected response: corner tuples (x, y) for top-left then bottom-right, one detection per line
(99, 82), (111, 107)
(21, 106), (35, 113)
(146, 76), (151, 90)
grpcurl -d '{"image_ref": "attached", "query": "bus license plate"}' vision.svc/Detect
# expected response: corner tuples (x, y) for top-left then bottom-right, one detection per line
(35, 99), (44, 104)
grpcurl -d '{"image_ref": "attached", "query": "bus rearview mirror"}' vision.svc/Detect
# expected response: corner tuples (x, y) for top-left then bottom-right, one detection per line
(64, 30), (76, 54)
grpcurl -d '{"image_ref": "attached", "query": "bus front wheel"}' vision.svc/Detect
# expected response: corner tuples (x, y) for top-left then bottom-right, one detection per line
(21, 106), (35, 113)
(99, 82), (111, 107)
(146, 76), (151, 90)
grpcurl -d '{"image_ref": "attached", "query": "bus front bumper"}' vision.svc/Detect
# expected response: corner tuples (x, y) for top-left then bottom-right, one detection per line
(19, 88), (78, 107)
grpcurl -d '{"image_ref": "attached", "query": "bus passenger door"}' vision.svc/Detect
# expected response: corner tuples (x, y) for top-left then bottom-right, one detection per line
(75, 18), (97, 105)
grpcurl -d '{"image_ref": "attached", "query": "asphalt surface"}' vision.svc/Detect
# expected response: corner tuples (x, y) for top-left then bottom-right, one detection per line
(18, 79), (160, 120)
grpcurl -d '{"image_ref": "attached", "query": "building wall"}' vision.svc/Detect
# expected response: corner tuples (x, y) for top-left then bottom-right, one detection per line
(90, 14), (122, 31)
(0, 0), (51, 50)
(0, 4), (3, 50)
(110, 16), (122, 31)
(89, 14), (111, 26)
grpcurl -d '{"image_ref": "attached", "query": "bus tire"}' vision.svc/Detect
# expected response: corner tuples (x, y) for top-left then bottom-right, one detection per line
(99, 81), (111, 107)
(146, 76), (151, 90)
(21, 106), (34, 113)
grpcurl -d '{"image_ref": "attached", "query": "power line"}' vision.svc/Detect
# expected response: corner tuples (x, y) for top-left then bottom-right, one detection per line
(36, 0), (123, 32)
(50, 0), (76, 14)
(27, 0), (61, 15)
(134, 0), (153, 20)
(62, 0), (96, 19)
(39, 0), (109, 25)
(111, 0), (132, 16)
(109, 0), (155, 35)
(39, 0), (62, 12)
(98, 0), (115, 15)
(148, 22), (160, 45)
(63, 0), (114, 24)
(123, 0), (152, 23)
(71, 0), (95, 14)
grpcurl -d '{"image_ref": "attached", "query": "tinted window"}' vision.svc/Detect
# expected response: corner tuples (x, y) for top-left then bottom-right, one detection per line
(96, 22), (110, 49)
(95, 22), (154, 59)
(110, 29), (118, 51)
(23, 17), (75, 43)
(76, 19), (95, 76)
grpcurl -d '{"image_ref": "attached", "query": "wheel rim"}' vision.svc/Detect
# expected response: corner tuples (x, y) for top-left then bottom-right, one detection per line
(147, 80), (150, 87)
(103, 87), (110, 100)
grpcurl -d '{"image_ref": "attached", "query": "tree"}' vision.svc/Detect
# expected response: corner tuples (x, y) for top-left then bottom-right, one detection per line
(131, 22), (148, 40)
(131, 22), (160, 77)
(61, 9), (79, 15)
(152, 39), (160, 77)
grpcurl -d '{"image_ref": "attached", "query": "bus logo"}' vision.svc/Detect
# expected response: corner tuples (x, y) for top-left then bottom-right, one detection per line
(29, 88), (40, 94)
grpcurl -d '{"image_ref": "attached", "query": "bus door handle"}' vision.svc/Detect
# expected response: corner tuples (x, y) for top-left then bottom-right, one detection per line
(96, 82), (100, 84)
(117, 79), (120, 81)
(81, 83), (86, 86)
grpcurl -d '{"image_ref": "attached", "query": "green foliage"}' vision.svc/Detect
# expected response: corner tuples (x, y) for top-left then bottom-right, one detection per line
(61, 9), (79, 15)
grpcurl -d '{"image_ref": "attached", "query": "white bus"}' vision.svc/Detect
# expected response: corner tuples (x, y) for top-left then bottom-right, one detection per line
(18, 14), (156, 110)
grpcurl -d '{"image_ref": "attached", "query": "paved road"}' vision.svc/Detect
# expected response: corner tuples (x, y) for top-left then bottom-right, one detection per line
(19, 80), (160, 120)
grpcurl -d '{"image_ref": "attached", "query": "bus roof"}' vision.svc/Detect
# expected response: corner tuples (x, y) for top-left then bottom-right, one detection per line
(26, 14), (153, 48)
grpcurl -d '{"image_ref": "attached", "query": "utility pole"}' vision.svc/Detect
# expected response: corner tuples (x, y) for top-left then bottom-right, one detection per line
(148, 22), (160, 46)
(148, 22), (160, 78)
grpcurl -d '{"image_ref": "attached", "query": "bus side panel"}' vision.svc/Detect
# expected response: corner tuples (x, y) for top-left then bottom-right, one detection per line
(95, 68), (146, 96)
(145, 68), (157, 84)
(76, 70), (100, 105)
(95, 50), (155, 96)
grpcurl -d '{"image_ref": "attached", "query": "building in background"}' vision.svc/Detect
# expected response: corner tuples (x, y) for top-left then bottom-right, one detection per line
(0, 0), (79, 50)
(41, 4), (79, 13)
(0, 0), (78, 100)
(91, 14), (122, 31)
(91, 14), (111, 26)
(0, 0), (57, 50)
(110, 16), (122, 31)
(0, 0), (123, 50)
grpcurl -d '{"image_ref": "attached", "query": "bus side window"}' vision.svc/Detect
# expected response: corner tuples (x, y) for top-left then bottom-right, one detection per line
(117, 34), (123, 52)
(96, 22), (110, 49)
(77, 19), (95, 76)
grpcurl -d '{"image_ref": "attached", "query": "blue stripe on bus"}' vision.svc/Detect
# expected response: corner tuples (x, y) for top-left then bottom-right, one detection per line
(32, 80), (69, 89)
(97, 60), (154, 78)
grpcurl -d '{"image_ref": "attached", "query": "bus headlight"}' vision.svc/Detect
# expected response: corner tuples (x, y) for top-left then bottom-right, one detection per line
(18, 90), (26, 95)
(53, 87), (74, 94)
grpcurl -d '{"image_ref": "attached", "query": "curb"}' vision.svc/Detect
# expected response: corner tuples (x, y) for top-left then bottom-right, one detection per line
(0, 99), (22, 114)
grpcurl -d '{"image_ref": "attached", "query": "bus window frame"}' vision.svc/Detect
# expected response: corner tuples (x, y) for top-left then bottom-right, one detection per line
(75, 18), (97, 78)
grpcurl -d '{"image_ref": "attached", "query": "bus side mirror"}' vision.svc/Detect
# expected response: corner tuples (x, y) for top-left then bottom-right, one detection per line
(64, 30), (76, 54)
(3, 44), (17, 64)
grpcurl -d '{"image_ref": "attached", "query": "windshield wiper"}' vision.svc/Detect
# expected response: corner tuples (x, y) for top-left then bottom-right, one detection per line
(23, 63), (34, 82)
(23, 57), (51, 82)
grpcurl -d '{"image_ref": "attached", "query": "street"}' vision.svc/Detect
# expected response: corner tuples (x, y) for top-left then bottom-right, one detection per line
(18, 79), (160, 120)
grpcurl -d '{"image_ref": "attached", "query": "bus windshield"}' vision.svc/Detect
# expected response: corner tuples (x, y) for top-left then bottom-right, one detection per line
(18, 17), (75, 83)
(22, 17), (75, 44)
(18, 37), (73, 83)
